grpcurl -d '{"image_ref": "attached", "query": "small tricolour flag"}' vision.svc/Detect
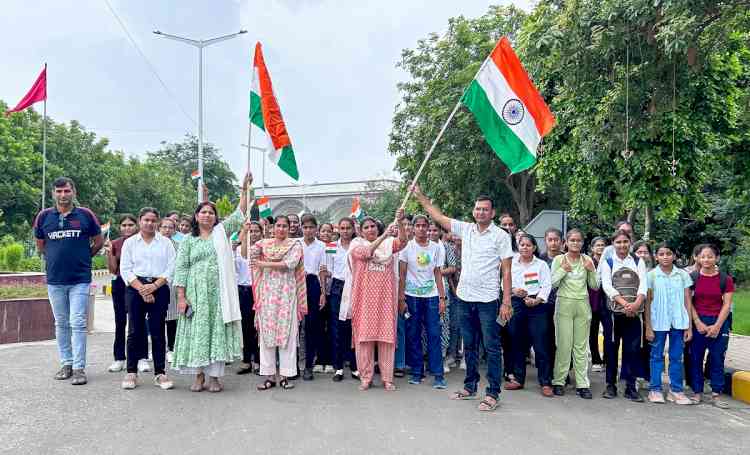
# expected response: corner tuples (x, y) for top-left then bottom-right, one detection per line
(350, 197), (363, 221)
(461, 37), (556, 174)
(257, 196), (272, 218)
(250, 42), (300, 181)
(100, 222), (111, 233)
(325, 242), (337, 255)
(191, 169), (200, 181)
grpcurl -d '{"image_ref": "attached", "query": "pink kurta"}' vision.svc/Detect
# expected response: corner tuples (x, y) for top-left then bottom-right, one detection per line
(350, 239), (404, 345)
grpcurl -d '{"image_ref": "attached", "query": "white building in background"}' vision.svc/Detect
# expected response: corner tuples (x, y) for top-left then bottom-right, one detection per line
(254, 179), (399, 222)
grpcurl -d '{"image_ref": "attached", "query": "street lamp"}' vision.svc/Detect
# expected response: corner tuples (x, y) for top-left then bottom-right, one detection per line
(154, 28), (247, 202)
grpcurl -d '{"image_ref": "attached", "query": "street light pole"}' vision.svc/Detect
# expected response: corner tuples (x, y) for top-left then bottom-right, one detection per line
(154, 29), (247, 202)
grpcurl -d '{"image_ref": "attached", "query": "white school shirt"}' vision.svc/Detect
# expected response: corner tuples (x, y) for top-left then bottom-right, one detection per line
(510, 254), (552, 302)
(120, 232), (176, 285)
(399, 239), (444, 298)
(234, 250), (252, 286)
(451, 220), (514, 303)
(325, 239), (349, 281)
(598, 253), (648, 300)
(303, 239), (326, 276)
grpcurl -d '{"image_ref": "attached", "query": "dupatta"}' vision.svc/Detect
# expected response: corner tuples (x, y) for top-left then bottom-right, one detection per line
(339, 236), (397, 321)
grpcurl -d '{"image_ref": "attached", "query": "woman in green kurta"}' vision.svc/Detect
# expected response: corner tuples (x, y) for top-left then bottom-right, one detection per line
(172, 174), (251, 392)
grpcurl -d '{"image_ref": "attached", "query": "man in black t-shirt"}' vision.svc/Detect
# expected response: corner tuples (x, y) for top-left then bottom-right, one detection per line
(34, 177), (103, 385)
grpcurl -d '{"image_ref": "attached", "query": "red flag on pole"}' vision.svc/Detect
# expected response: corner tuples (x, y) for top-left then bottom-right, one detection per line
(5, 65), (47, 115)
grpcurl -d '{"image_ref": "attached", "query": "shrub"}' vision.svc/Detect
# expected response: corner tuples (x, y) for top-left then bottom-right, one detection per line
(2, 243), (23, 271)
(92, 255), (107, 270)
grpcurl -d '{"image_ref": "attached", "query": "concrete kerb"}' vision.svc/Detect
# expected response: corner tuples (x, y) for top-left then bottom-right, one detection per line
(725, 367), (750, 404)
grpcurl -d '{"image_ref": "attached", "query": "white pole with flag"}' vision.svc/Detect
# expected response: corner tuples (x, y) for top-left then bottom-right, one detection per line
(41, 65), (47, 210)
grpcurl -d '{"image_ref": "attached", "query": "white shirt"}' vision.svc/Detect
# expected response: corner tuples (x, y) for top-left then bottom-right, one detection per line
(303, 238), (326, 276)
(451, 220), (514, 303)
(120, 232), (176, 285)
(234, 251), (252, 286)
(399, 239), (444, 298)
(510, 254), (552, 302)
(598, 253), (648, 300)
(325, 239), (350, 281)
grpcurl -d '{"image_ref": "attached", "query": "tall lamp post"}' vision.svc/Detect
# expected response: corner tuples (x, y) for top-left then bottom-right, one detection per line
(154, 29), (247, 202)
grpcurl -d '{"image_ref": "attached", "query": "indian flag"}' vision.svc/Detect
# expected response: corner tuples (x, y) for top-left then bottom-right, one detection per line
(191, 169), (200, 181)
(350, 197), (363, 221)
(325, 242), (337, 255)
(461, 37), (556, 174)
(250, 42), (300, 181)
(257, 196), (272, 218)
(100, 222), (111, 233)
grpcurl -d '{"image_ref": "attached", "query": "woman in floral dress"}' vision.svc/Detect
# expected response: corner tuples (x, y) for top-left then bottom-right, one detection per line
(347, 210), (406, 391)
(251, 215), (307, 391)
(172, 173), (251, 393)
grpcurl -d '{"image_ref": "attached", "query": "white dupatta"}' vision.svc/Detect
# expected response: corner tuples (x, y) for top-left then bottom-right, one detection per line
(211, 221), (242, 324)
(339, 236), (396, 321)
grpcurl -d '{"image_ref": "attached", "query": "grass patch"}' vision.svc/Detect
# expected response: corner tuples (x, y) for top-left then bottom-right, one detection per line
(0, 285), (48, 300)
(733, 287), (750, 336)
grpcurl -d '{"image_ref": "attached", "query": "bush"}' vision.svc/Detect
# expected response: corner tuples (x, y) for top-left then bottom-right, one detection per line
(20, 256), (42, 272)
(0, 243), (24, 271)
(92, 255), (107, 270)
(727, 236), (750, 285)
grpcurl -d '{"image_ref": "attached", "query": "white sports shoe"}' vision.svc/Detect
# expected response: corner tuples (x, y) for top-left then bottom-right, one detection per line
(108, 360), (125, 372)
(166, 351), (174, 364)
(324, 365), (335, 374)
(137, 359), (151, 373)
(460, 359), (466, 370)
(312, 365), (325, 373)
(443, 361), (452, 374)
(154, 374), (174, 390)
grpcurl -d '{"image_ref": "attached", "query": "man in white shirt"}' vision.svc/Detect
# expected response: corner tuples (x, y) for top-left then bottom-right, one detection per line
(412, 185), (513, 412)
(119, 208), (176, 391)
(301, 214), (329, 381)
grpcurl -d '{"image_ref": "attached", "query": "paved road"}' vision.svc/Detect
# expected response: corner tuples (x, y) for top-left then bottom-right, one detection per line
(1, 334), (749, 455)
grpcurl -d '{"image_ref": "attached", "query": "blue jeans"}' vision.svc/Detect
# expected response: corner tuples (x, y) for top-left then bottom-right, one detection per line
(405, 296), (443, 379)
(395, 313), (406, 369)
(47, 283), (90, 370)
(459, 298), (502, 399)
(649, 328), (685, 392)
(690, 315), (730, 394)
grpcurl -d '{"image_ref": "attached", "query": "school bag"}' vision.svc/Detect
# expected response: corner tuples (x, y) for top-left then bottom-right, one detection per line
(605, 254), (643, 314)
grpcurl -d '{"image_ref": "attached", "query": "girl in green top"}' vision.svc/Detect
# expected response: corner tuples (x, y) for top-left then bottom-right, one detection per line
(550, 228), (599, 399)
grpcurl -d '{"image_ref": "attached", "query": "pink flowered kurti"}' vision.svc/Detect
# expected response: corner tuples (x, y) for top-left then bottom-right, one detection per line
(252, 239), (305, 348)
(350, 240), (404, 345)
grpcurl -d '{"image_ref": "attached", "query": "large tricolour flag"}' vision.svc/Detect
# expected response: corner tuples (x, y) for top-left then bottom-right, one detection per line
(461, 37), (555, 173)
(250, 42), (300, 181)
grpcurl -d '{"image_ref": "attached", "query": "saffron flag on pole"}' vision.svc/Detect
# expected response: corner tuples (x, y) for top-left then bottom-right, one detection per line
(5, 65), (47, 116)
(461, 37), (555, 173)
(250, 42), (300, 181)
(257, 196), (272, 218)
(350, 197), (364, 221)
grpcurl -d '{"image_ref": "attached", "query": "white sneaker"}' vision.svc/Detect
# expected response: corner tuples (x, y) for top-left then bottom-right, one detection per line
(460, 359), (466, 370)
(166, 351), (174, 364)
(312, 365), (325, 373)
(108, 360), (125, 372)
(154, 374), (174, 390)
(591, 364), (604, 373)
(443, 361), (451, 374)
(324, 365), (335, 374)
(121, 373), (137, 390)
(137, 359), (151, 373)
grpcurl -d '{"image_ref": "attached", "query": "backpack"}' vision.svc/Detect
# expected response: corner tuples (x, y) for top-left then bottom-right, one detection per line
(689, 270), (729, 294)
(606, 254), (643, 314)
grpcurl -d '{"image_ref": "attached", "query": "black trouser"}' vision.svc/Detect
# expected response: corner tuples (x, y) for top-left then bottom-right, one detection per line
(165, 320), (177, 352)
(589, 305), (604, 366)
(126, 282), (169, 375)
(111, 277), (128, 361)
(508, 296), (552, 386)
(318, 303), (332, 366)
(328, 279), (357, 372)
(304, 274), (323, 369)
(603, 308), (642, 388)
(238, 285), (259, 364)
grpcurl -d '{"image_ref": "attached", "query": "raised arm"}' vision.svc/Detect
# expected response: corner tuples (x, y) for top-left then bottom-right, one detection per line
(411, 184), (452, 232)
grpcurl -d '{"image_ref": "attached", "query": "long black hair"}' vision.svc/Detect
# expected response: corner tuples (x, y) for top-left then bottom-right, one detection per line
(191, 202), (219, 237)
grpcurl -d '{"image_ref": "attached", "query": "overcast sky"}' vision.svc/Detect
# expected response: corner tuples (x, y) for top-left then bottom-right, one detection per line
(1, 0), (531, 187)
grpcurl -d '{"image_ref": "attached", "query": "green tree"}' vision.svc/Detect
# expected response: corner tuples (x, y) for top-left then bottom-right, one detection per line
(360, 181), (404, 222)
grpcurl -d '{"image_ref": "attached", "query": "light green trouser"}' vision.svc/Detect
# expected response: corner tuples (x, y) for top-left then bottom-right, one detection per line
(553, 296), (592, 388)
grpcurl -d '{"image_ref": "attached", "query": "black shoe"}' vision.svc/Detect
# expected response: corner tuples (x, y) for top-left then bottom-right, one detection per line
(374, 364), (380, 375)
(289, 373), (300, 380)
(302, 368), (314, 381)
(576, 388), (593, 399)
(394, 368), (405, 378)
(624, 387), (644, 402)
(332, 373), (344, 382)
(236, 364), (253, 375)
(552, 385), (565, 396)
(602, 384), (617, 399)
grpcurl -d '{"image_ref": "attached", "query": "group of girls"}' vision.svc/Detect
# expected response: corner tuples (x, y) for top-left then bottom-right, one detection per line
(505, 224), (735, 407)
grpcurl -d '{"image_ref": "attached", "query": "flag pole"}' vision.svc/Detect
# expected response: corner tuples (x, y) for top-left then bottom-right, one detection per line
(41, 63), (48, 211)
(246, 56), (254, 218)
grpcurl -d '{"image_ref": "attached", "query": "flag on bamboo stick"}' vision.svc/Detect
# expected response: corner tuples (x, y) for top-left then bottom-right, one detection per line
(191, 170), (200, 181)
(250, 42), (300, 181)
(461, 37), (555, 173)
(257, 196), (272, 218)
(5, 65), (47, 116)
(350, 197), (364, 221)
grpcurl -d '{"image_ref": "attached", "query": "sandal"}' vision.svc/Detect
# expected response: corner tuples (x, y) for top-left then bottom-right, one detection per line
(711, 393), (730, 409)
(208, 377), (223, 393)
(451, 389), (477, 400)
(358, 381), (371, 391)
(478, 396), (499, 412)
(279, 378), (295, 390)
(256, 379), (276, 391)
(384, 381), (397, 391)
(190, 373), (205, 392)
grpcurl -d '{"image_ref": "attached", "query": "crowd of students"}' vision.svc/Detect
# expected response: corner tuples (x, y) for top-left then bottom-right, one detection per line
(34, 174), (736, 411)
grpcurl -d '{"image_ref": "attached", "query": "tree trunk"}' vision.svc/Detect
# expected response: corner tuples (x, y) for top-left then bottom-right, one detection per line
(504, 171), (536, 226)
(644, 205), (653, 241)
(626, 207), (638, 226)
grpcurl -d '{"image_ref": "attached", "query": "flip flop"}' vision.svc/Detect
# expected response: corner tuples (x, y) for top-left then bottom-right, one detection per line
(279, 378), (295, 390)
(478, 396), (498, 412)
(256, 379), (276, 391)
(451, 389), (477, 400)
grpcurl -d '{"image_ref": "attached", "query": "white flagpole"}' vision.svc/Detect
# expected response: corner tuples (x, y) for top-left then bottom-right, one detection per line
(41, 64), (47, 211)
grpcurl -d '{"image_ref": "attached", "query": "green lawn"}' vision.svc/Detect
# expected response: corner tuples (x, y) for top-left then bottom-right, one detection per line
(0, 285), (48, 300)
(733, 287), (750, 336)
